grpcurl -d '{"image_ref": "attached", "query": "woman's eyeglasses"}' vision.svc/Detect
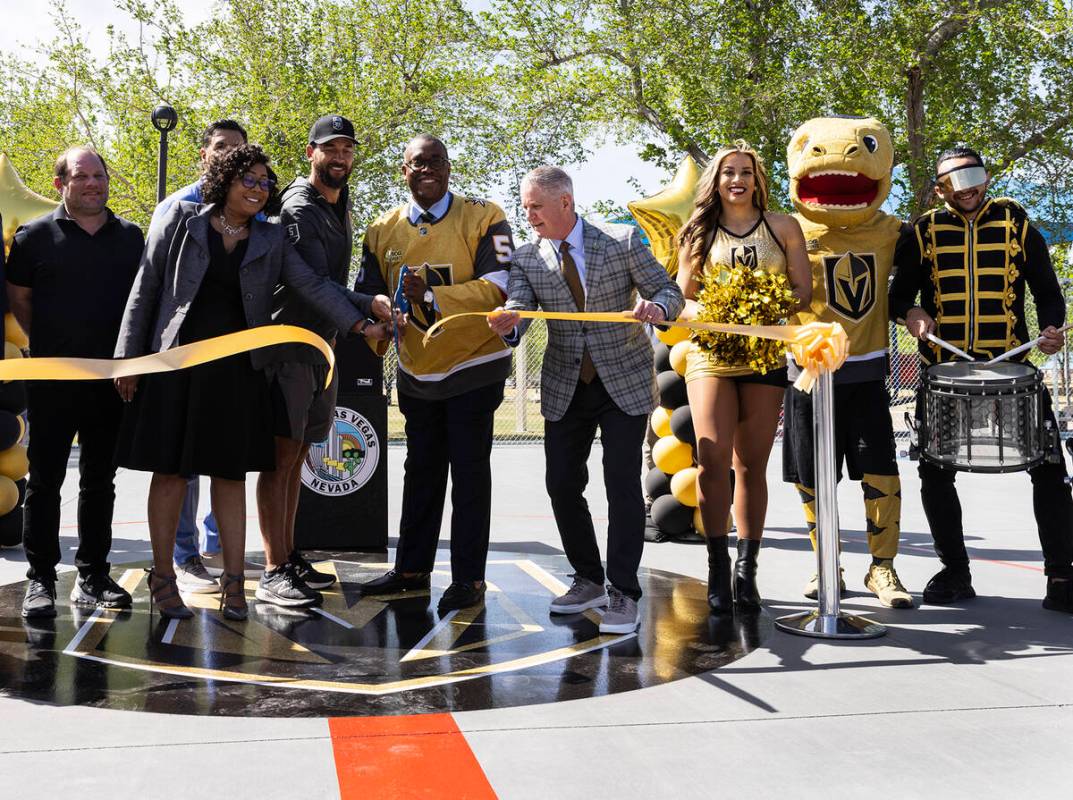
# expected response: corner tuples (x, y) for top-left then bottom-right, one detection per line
(239, 173), (276, 192)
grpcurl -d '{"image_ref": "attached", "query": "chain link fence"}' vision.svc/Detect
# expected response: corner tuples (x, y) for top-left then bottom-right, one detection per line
(381, 310), (1073, 445)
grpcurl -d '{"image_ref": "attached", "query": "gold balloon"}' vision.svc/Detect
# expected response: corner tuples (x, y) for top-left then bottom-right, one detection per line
(627, 155), (701, 275)
(692, 508), (734, 537)
(650, 406), (672, 438)
(0, 443), (28, 481)
(652, 435), (693, 475)
(4, 341), (24, 361)
(655, 324), (691, 347)
(0, 475), (18, 515)
(4, 314), (28, 349)
(670, 466), (699, 507)
(669, 339), (691, 377)
(0, 153), (59, 253)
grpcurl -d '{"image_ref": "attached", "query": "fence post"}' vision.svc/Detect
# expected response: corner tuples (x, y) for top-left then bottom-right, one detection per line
(515, 339), (528, 433)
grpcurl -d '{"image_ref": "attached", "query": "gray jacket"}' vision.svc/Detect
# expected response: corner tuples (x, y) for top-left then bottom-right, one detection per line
(115, 202), (366, 369)
(506, 218), (684, 421)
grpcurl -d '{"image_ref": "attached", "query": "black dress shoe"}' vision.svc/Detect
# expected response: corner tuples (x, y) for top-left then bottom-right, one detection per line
(1042, 577), (1073, 613)
(438, 581), (486, 612)
(357, 570), (431, 595)
(922, 567), (975, 604)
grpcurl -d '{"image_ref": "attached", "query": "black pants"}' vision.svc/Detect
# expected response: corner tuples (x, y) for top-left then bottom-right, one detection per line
(395, 381), (504, 582)
(23, 380), (123, 581)
(917, 385), (1073, 579)
(545, 377), (648, 599)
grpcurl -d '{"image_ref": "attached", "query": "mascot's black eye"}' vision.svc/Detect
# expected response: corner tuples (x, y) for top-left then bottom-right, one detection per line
(863, 135), (878, 153)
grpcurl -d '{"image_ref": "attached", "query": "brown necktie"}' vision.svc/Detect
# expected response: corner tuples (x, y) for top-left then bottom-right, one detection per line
(560, 240), (596, 384)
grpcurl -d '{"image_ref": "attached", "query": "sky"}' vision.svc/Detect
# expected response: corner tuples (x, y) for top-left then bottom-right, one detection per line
(0, 0), (671, 218)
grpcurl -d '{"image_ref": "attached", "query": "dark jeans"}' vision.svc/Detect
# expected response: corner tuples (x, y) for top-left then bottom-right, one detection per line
(917, 385), (1073, 579)
(545, 377), (648, 599)
(23, 380), (123, 581)
(395, 381), (504, 582)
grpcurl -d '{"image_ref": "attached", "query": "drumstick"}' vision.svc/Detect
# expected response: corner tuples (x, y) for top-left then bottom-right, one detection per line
(984, 323), (1073, 366)
(925, 333), (975, 362)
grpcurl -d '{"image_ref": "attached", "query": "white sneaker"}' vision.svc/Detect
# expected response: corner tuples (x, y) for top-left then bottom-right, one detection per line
(550, 575), (608, 614)
(598, 587), (639, 634)
(174, 556), (219, 594)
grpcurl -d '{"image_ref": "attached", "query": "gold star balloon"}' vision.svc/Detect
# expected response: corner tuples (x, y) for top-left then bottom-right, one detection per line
(1, 153), (58, 254)
(627, 155), (701, 276)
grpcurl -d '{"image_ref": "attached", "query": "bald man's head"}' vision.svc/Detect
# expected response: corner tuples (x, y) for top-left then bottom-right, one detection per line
(402, 134), (451, 207)
(52, 147), (110, 217)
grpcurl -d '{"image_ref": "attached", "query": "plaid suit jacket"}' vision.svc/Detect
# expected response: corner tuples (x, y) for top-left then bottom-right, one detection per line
(506, 218), (684, 422)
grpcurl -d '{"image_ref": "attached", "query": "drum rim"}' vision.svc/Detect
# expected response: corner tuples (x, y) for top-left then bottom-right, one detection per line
(924, 360), (1039, 388)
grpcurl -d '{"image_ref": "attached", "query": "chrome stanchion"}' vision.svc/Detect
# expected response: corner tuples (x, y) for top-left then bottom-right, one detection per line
(775, 369), (886, 639)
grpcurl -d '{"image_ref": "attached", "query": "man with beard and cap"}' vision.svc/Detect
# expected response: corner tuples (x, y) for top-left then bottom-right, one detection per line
(6, 147), (144, 618)
(355, 133), (515, 612)
(890, 145), (1073, 614)
(255, 114), (393, 608)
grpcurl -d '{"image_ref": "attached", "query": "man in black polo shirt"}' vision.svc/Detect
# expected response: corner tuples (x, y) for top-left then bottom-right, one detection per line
(6, 147), (144, 618)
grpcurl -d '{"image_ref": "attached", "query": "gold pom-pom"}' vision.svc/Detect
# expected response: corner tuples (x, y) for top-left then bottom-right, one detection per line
(691, 268), (797, 373)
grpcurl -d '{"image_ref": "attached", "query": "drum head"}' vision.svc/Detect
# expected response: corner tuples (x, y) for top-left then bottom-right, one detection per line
(927, 361), (1036, 386)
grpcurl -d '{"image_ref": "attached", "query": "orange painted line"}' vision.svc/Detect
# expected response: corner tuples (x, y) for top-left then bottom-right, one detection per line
(329, 713), (496, 800)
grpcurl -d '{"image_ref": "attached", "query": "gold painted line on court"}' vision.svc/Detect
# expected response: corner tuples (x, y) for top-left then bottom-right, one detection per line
(68, 630), (636, 696)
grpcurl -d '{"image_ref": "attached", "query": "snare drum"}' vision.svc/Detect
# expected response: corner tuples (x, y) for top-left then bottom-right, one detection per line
(919, 361), (1045, 473)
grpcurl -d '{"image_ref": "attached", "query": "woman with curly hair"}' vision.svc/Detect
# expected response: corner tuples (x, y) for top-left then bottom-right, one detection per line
(675, 141), (811, 613)
(115, 144), (388, 620)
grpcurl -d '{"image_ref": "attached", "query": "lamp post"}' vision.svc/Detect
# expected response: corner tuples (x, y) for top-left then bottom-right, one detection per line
(150, 104), (178, 203)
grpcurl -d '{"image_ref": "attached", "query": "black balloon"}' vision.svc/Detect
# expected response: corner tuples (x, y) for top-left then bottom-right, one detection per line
(670, 405), (695, 445)
(656, 369), (687, 410)
(0, 411), (21, 450)
(0, 505), (22, 548)
(653, 343), (672, 374)
(651, 494), (693, 536)
(644, 467), (671, 500)
(0, 381), (27, 415)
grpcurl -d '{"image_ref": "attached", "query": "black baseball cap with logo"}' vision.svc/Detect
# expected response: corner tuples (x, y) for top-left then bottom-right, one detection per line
(309, 114), (356, 145)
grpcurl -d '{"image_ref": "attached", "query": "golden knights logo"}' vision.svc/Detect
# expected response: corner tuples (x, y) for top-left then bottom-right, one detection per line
(301, 406), (380, 496)
(823, 252), (877, 321)
(730, 245), (758, 270)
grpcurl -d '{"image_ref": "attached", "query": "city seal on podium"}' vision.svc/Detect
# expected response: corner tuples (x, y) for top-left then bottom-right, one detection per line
(301, 405), (381, 495)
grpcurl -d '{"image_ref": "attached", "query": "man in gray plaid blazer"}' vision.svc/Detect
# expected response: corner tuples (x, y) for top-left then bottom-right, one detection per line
(490, 166), (684, 634)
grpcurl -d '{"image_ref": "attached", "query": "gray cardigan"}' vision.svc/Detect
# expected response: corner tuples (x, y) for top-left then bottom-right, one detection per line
(115, 201), (368, 369)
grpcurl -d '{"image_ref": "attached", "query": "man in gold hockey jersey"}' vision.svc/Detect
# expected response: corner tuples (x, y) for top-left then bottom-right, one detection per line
(355, 134), (514, 612)
(781, 116), (914, 609)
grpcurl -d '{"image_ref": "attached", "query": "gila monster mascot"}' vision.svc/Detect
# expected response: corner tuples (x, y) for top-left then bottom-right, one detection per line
(782, 117), (914, 608)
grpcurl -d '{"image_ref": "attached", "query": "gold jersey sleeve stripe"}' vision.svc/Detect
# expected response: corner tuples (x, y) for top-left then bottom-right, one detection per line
(422, 311), (848, 393)
(0, 325), (334, 387)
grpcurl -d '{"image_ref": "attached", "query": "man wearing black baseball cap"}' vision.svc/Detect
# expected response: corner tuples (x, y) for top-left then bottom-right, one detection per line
(255, 114), (392, 607)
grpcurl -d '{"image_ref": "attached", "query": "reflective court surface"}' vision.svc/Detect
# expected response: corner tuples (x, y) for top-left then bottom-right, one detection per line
(0, 551), (770, 717)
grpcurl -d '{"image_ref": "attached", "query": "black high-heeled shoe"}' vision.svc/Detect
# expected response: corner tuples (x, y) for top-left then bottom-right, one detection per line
(706, 535), (733, 614)
(145, 568), (193, 620)
(219, 573), (248, 621)
(733, 538), (762, 609)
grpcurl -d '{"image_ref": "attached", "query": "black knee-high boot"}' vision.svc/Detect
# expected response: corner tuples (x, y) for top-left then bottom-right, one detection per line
(734, 538), (762, 609)
(707, 535), (733, 614)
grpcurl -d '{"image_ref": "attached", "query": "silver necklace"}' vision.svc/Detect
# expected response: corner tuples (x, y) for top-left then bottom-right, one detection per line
(218, 213), (247, 237)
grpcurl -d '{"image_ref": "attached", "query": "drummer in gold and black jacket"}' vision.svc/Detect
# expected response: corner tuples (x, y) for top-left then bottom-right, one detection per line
(889, 145), (1073, 614)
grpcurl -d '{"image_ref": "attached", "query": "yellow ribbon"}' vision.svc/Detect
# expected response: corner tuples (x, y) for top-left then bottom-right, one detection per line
(423, 311), (847, 393)
(0, 325), (334, 387)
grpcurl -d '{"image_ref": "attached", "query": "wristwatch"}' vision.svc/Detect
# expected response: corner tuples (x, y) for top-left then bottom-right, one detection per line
(423, 288), (435, 305)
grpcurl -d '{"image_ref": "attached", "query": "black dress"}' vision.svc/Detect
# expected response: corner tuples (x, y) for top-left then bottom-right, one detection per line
(116, 228), (275, 480)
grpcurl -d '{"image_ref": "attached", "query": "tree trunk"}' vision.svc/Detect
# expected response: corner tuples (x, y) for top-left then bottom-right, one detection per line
(905, 64), (932, 218)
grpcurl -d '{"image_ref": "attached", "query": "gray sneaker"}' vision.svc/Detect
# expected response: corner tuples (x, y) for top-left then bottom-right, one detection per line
(174, 556), (219, 594)
(550, 576), (608, 614)
(22, 577), (57, 619)
(599, 587), (639, 634)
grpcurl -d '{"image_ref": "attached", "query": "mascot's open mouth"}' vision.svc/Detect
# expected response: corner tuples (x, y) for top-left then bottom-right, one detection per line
(796, 171), (879, 209)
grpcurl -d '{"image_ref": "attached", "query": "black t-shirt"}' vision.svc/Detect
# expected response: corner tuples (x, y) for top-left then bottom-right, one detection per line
(6, 206), (144, 358)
